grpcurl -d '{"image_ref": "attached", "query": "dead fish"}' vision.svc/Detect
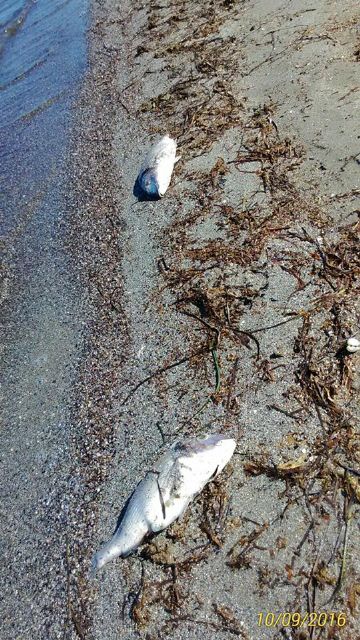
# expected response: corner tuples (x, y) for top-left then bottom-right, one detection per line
(137, 135), (180, 198)
(91, 434), (236, 573)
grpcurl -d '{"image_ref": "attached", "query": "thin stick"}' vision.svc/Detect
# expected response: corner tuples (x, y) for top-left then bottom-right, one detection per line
(211, 348), (221, 393)
(226, 356), (240, 411)
(247, 315), (301, 334)
(181, 309), (220, 342)
(230, 326), (260, 358)
(339, 498), (352, 588)
(268, 404), (302, 420)
(181, 348), (222, 423)
(325, 492), (354, 605)
(121, 348), (205, 405)
(332, 495), (353, 601)
(336, 463), (360, 478)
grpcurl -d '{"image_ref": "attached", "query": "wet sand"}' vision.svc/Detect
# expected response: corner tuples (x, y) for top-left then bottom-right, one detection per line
(0, 2), (88, 639)
(64, 0), (359, 638)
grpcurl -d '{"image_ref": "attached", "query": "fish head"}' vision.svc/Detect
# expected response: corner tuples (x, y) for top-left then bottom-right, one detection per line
(139, 168), (160, 197)
(173, 434), (237, 478)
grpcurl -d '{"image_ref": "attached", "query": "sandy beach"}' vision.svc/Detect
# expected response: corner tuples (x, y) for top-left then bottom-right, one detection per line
(66, 0), (360, 638)
(2, 0), (358, 639)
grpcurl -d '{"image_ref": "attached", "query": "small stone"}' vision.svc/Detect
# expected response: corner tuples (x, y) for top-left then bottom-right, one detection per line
(346, 337), (360, 353)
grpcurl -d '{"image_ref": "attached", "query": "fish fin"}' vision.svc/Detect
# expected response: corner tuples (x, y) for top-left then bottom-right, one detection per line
(147, 470), (167, 519)
(89, 558), (97, 579)
(209, 465), (219, 481)
(175, 155), (181, 163)
(156, 478), (166, 519)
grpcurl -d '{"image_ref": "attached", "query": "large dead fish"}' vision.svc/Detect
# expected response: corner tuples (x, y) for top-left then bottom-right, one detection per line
(137, 135), (180, 198)
(92, 434), (236, 573)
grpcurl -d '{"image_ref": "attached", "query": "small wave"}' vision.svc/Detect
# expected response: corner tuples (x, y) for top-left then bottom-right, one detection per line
(18, 91), (65, 125)
(0, 0), (35, 56)
(0, 55), (49, 92)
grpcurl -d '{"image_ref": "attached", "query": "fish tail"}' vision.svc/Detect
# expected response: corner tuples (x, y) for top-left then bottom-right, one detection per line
(90, 540), (119, 575)
(89, 554), (99, 578)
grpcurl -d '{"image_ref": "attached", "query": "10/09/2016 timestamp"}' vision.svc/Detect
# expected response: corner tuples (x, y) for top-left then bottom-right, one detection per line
(258, 612), (346, 628)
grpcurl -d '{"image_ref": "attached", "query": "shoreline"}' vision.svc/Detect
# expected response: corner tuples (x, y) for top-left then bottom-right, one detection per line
(0, 2), (89, 639)
(64, 1), (130, 635)
(67, 0), (359, 638)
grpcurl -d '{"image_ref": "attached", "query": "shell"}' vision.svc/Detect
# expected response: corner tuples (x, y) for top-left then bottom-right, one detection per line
(137, 135), (178, 198)
(91, 434), (236, 572)
(346, 337), (360, 353)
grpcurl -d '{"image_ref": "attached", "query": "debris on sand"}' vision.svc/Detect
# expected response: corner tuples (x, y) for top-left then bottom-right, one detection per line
(346, 337), (360, 353)
(92, 434), (236, 572)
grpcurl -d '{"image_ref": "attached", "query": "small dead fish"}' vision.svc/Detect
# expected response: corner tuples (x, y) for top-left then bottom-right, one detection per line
(137, 135), (180, 198)
(91, 434), (236, 573)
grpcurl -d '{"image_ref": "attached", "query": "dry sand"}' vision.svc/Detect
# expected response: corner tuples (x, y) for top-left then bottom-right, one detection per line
(67, 1), (360, 639)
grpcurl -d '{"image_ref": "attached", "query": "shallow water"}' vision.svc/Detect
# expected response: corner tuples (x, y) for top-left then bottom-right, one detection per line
(0, 0), (88, 235)
(0, 1), (90, 637)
